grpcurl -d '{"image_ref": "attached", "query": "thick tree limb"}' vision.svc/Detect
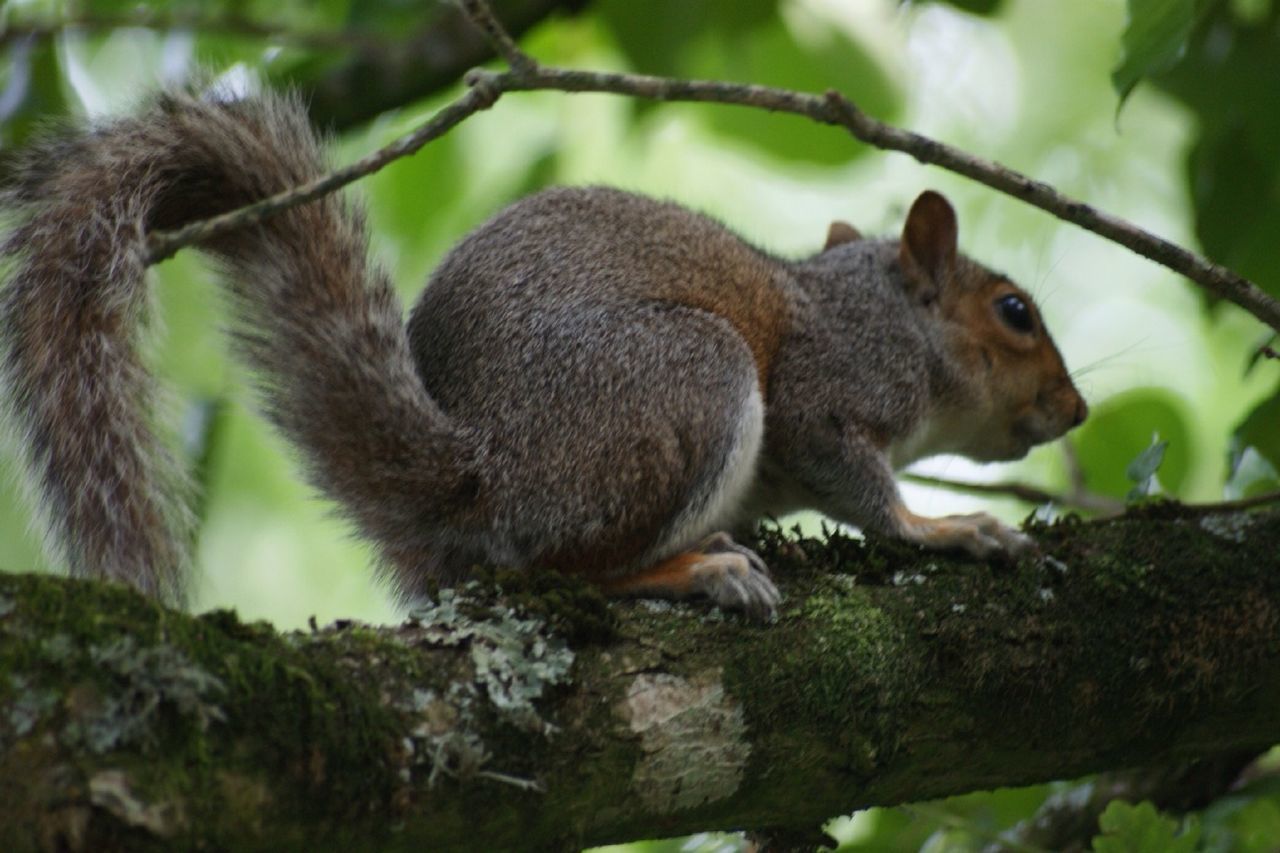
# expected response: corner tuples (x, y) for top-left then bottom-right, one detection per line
(2, 507), (1278, 851)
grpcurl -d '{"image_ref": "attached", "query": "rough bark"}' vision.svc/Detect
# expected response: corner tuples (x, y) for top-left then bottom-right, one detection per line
(1, 506), (1278, 852)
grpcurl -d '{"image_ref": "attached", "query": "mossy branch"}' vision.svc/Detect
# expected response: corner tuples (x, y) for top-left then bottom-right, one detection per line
(2, 508), (1278, 850)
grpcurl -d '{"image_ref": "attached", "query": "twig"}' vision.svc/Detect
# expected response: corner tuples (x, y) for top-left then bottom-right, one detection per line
(456, 0), (536, 72)
(0, 12), (384, 52)
(1163, 489), (1280, 516)
(903, 473), (1125, 516)
(489, 65), (1280, 334)
(907, 473), (1280, 518)
(140, 0), (1280, 338)
(145, 84), (500, 263)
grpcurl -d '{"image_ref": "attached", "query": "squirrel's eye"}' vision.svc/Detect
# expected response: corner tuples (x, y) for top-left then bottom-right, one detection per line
(995, 294), (1034, 334)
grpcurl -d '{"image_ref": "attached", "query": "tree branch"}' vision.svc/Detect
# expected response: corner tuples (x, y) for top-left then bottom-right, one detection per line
(902, 472), (1126, 516)
(137, 0), (1280, 334)
(0, 1), (582, 132)
(458, 0), (537, 72)
(145, 84), (502, 264)
(3, 509), (1278, 849)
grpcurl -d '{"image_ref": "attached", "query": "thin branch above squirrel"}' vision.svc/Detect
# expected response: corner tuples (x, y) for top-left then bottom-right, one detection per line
(0, 91), (1086, 619)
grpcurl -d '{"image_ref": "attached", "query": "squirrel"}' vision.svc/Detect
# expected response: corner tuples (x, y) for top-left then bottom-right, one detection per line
(0, 90), (1086, 621)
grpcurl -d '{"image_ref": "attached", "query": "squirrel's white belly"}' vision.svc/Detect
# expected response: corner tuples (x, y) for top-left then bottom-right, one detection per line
(643, 384), (765, 564)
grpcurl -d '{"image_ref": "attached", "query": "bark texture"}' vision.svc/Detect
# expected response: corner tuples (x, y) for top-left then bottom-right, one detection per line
(1, 506), (1278, 851)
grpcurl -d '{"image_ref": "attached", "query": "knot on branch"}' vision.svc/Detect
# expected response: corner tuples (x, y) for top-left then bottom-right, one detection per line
(464, 68), (504, 108)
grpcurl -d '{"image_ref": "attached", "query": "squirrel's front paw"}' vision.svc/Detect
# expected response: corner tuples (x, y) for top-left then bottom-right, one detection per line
(945, 512), (1036, 559)
(897, 507), (1036, 560)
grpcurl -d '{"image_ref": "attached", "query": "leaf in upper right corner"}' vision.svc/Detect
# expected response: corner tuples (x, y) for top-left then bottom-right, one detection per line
(1092, 801), (1201, 853)
(1151, 4), (1280, 304)
(1111, 0), (1204, 107)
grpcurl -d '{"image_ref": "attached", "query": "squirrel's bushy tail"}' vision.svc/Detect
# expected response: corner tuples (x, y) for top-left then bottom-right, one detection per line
(0, 91), (476, 602)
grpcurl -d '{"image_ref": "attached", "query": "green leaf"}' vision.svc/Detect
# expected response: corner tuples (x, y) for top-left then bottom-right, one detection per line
(689, 20), (900, 165)
(1235, 384), (1280, 472)
(1112, 0), (1199, 105)
(1125, 434), (1170, 500)
(1073, 389), (1193, 499)
(1093, 801), (1201, 853)
(598, 0), (779, 77)
(0, 38), (70, 150)
(1225, 445), (1280, 499)
(1187, 126), (1280, 302)
(599, 0), (898, 165)
(1154, 10), (1280, 302)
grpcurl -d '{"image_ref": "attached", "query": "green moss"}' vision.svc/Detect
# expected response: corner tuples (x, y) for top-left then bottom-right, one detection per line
(2, 509), (1278, 849)
(0, 571), (423, 846)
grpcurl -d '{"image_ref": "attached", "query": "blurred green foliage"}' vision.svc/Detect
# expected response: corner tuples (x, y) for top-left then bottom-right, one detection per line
(1093, 800), (1201, 853)
(1112, 0), (1204, 105)
(1074, 388), (1191, 499)
(2, 0), (1279, 849)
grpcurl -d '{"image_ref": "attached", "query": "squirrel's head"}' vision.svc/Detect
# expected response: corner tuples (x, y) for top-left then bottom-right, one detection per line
(894, 190), (1088, 462)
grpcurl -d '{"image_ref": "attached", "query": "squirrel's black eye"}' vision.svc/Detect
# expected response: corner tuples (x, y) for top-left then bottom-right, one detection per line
(995, 294), (1034, 334)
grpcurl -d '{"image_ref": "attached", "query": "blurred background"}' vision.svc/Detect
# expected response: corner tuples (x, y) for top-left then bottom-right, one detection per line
(1, 0), (1278, 849)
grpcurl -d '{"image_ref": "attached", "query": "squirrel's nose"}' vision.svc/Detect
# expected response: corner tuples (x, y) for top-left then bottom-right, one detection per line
(1071, 395), (1088, 428)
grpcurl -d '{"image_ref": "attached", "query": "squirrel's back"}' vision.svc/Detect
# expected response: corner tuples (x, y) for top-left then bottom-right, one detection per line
(409, 187), (790, 394)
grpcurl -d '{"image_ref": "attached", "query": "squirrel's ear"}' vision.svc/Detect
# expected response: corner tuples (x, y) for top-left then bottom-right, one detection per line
(899, 190), (957, 302)
(823, 220), (863, 251)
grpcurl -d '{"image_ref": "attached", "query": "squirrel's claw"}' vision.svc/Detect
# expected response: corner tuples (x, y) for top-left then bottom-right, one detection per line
(601, 532), (780, 622)
(692, 532), (780, 621)
(896, 508), (1037, 562)
(949, 512), (1038, 559)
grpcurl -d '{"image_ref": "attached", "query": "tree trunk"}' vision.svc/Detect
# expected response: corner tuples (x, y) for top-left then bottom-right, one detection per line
(1, 506), (1277, 851)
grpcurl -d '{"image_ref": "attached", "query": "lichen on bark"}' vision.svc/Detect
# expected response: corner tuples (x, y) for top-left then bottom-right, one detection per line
(0, 506), (1278, 851)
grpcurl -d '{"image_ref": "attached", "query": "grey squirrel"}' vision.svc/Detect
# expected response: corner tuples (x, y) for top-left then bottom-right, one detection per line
(0, 91), (1086, 620)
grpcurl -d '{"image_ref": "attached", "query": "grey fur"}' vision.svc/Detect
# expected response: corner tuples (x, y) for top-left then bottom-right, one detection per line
(0, 92), (1083, 609)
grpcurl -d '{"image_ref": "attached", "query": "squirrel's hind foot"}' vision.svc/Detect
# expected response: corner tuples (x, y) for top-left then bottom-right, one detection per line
(601, 532), (780, 622)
